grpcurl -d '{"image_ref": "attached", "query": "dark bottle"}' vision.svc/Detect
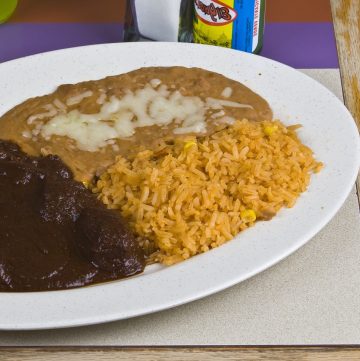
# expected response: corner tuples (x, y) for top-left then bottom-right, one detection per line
(179, 0), (194, 42)
(123, 0), (139, 42)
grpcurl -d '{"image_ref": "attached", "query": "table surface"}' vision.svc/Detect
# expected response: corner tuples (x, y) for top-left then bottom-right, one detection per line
(1, 0), (339, 69)
(0, 0), (359, 359)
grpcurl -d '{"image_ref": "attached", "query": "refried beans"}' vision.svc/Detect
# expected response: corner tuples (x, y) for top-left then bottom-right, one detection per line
(0, 67), (272, 182)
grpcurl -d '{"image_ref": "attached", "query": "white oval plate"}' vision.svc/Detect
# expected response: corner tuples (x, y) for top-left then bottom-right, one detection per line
(0, 43), (359, 330)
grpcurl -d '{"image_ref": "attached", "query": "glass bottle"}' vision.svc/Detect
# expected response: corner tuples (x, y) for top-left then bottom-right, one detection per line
(178, 0), (194, 42)
(125, 0), (193, 42)
(193, 0), (266, 54)
(123, 0), (139, 42)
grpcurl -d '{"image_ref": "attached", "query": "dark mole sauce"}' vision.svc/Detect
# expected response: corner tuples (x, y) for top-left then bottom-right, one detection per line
(0, 140), (145, 292)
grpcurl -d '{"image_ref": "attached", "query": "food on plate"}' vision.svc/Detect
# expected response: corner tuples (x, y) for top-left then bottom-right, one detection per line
(93, 119), (323, 265)
(0, 66), (322, 291)
(0, 140), (144, 292)
(0, 67), (272, 182)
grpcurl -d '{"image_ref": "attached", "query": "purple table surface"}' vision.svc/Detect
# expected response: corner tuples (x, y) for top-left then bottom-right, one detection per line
(0, 22), (338, 68)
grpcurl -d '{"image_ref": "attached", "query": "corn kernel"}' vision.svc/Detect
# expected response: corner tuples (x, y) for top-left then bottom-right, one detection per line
(82, 181), (89, 188)
(264, 125), (278, 136)
(184, 141), (197, 151)
(240, 209), (257, 223)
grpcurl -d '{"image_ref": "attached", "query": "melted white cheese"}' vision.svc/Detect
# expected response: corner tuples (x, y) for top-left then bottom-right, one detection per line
(27, 104), (58, 125)
(53, 98), (67, 111)
(211, 110), (225, 119)
(150, 78), (162, 88)
(206, 97), (253, 109)
(21, 130), (31, 138)
(40, 83), (253, 152)
(221, 87), (233, 98)
(96, 93), (107, 105)
(66, 90), (93, 106)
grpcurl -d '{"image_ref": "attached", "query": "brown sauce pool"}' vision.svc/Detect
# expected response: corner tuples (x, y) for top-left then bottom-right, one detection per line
(0, 140), (145, 292)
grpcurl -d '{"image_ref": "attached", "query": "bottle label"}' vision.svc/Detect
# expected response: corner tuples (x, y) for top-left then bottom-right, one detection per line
(193, 0), (264, 53)
(194, 0), (238, 26)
